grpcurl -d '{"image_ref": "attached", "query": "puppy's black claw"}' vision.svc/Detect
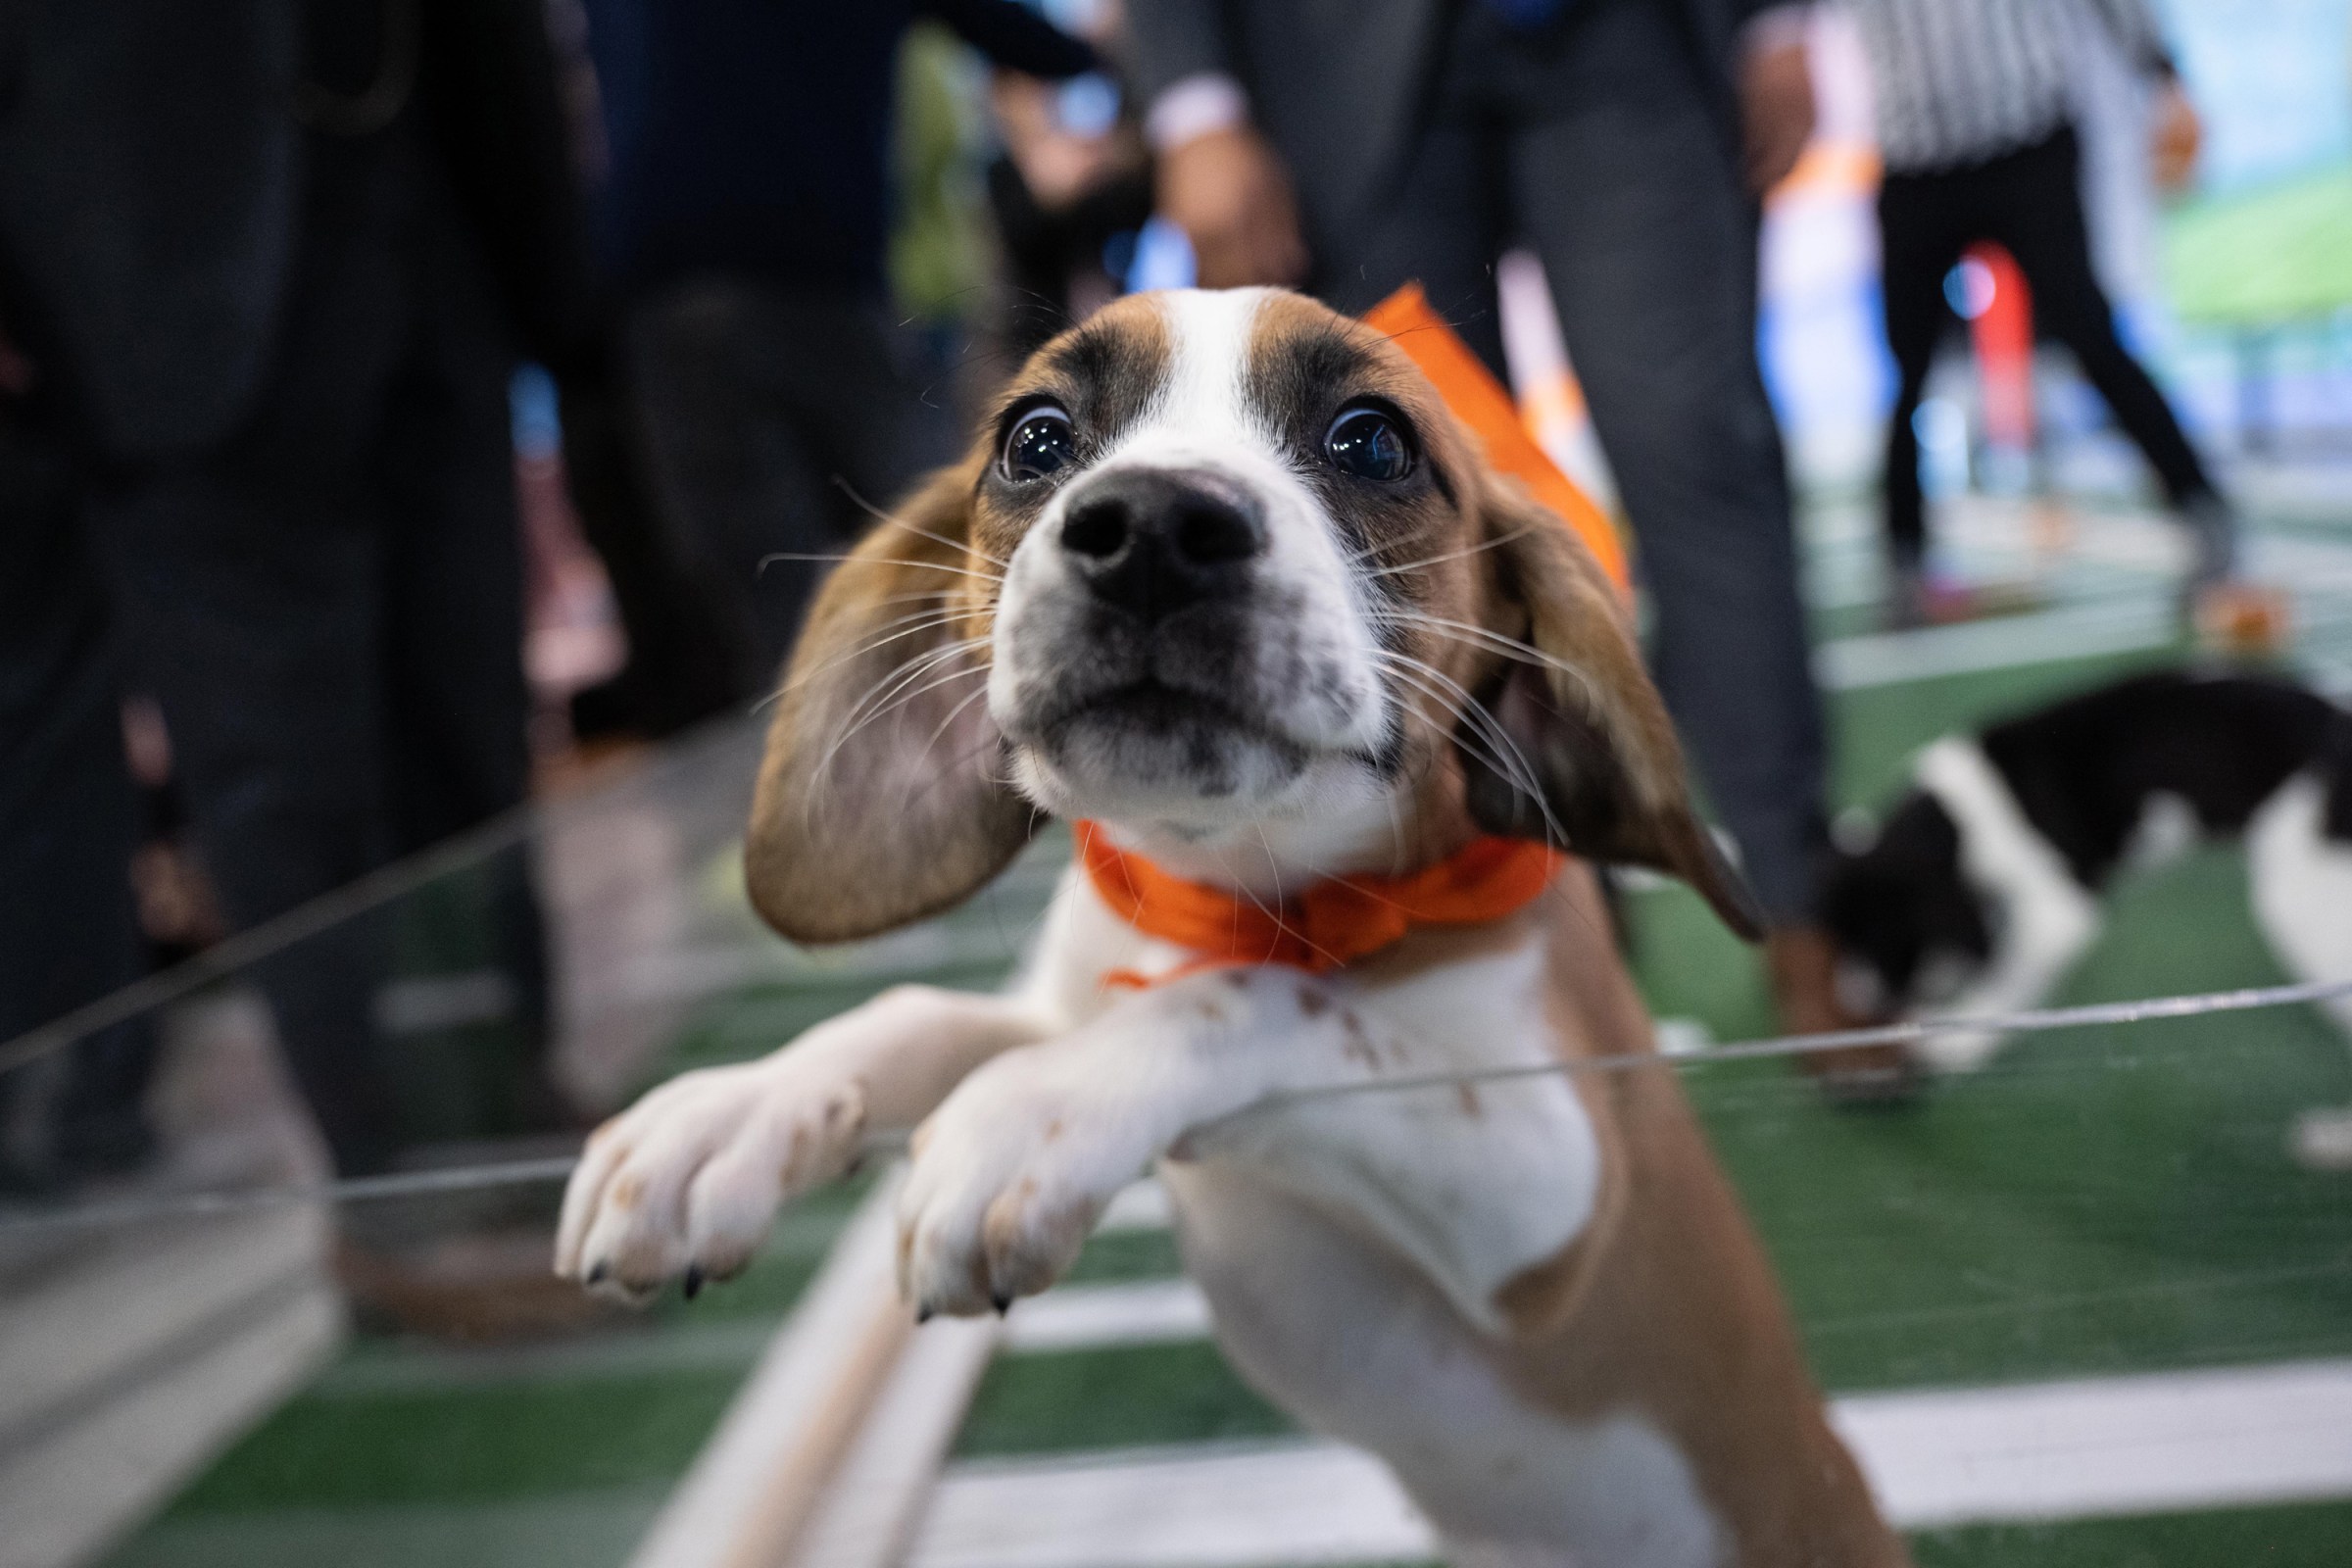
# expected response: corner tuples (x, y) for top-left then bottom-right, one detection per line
(915, 1304), (935, 1324)
(682, 1266), (705, 1301)
(991, 1292), (1012, 1316)
(585, 1262), (609, 1287)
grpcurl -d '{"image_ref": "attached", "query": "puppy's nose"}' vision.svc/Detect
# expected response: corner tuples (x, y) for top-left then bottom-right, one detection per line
(1058, 469), (1264, 622)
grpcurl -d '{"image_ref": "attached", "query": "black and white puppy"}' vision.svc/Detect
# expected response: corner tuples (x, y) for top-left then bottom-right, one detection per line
(1821, 669), (2352, 1159)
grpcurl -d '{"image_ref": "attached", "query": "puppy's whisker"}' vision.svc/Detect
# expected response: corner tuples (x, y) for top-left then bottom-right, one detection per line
(787, 610), (976, 689)
(808, 638), (991, 806)
(1339, 514), (1446, 569)
(1370, 609), (1604, 714)
(896, 678), (999, 817)
(1357, 524), (1538, 579)
(758, 551), (1004, 586)
(760, 613), (966, 720)
(833, 641), (990, 750)
(832, 478), (1012, 570)
(1371, 650), (1571, 852)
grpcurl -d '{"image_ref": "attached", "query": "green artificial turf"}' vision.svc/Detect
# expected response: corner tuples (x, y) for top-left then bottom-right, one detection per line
(165, 1371), (745, 1513)
(1062, 1226), (1188, 1286)
(957, 1342), (1294, 1458)
(1912, 1498), (2352, 1567)
(112, 560), (2352, 1561)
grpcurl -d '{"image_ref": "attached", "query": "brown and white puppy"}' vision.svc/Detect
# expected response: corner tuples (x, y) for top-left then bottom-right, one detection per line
(557, 289), (1903, 1567)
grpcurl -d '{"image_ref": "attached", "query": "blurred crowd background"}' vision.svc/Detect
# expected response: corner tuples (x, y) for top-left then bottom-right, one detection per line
(2, 0), (2349, 1328)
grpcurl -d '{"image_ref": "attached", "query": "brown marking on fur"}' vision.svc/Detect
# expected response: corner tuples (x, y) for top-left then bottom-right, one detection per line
(1246, 289), (1764, 941)
(609, 1173), (644, 1212)
(742, 296), (1194, 946)
(1297, 985), (1330, 1018)
(983, 1179), (1095, 1298)
(1455, 1082), (1484, 1118)
(1042, 1116), (1064, 1143)
(1198, 999), (1230, 1025)
(744, 456), (1033, 944)
(1339, 1011), (1378, 1068)
(1456, 477), (1764, 939)
(1480, 863), (1908, 1565)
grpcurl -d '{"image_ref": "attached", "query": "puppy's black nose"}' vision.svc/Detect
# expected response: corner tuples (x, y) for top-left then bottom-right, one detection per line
(1058, 469), (1264, 622)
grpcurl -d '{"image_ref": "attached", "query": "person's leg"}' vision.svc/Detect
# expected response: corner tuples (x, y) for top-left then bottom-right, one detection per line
(559, 360), (751, 737)
(373, 164), (571, 1135)
(1502, 7), (1824, 931)
(1986, 127), (2230, 575)
(89, 132), (414, 1175)
(1310, 69), (1509, 377)
(791, 295), (962, 580)
(622, 278), (853, 683)
(376, 183), (530, 852)
(0, 409), (155, 1184)
(1876, 170), (1971, 587)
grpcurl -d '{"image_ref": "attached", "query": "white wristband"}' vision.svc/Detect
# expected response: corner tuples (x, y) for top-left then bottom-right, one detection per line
(1146, 72), (1250, 153)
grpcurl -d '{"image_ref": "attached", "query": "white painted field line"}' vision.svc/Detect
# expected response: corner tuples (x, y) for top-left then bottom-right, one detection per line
(1003, 1279), (1211, 1354)
(910, 1357), (2352, 1567)
(1098, 1179), (1172, 1233)
(1835, 1356), (2352, 1528)
(912, 1441), (1427, 1568)
(1814, 596), (2174, 690)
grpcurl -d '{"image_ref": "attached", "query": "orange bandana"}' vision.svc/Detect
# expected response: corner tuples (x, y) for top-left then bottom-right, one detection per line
(1362, 283), (1629, 592)
(1076, 821), (1563, 988)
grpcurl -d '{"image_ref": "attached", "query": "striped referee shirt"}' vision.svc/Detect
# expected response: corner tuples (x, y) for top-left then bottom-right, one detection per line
(1844, 0), (2178, 174)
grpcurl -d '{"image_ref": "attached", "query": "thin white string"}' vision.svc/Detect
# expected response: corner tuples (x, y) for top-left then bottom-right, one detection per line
(4, 976), (2348, 1239)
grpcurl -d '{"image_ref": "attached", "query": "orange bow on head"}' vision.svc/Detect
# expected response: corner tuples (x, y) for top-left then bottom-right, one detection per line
(1078, 822), (1562, 988)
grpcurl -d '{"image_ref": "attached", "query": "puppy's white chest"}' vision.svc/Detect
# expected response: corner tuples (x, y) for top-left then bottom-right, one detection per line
(1183, 939), (1602, 1335)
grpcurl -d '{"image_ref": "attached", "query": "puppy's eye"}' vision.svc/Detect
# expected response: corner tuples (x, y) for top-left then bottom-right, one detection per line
(1003, 406), (1076, 483)
(1325, 407), (1412, 481)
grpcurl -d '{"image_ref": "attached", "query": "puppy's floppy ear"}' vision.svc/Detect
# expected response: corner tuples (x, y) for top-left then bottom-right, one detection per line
(746, 460), (1037, 944)
(1457, 478), (1766, 940)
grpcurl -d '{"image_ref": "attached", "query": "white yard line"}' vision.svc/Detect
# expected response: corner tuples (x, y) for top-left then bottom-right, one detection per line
(1097, 1181), (1173, 1234)
(1814, 596), (2174, 690)
(1002, 1279), (1211, 1354)
(912, 1442), (1426, 1568)
(948, 1274), (2352, 1559)
(910, 1357), (2352, 1568)
(1834, 1357), (2352, 1528)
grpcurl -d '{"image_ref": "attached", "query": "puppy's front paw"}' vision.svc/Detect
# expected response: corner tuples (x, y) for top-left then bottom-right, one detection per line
(554, 1058), (866, 1301)
(896, 1050), (1159, 1317)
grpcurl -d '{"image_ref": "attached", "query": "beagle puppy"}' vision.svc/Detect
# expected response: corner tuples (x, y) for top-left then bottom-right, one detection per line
(1821, 667), (2352, 1164)
(557, 289), (1905, 1567)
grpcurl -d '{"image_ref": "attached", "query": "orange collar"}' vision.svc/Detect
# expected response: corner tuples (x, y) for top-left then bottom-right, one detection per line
(1076, 821), (1563, 986)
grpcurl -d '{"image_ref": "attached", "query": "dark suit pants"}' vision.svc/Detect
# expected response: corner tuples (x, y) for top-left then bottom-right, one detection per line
(1878, 123), (2218, 569)
(1319, 0), (1827, 924)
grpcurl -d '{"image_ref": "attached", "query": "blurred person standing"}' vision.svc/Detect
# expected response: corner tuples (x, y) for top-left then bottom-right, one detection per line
(1125, 0), (1872, 1056)
(568, 0), (1099, 716)
(0, 0), (593, 1247)
(1847, 0), (2241, 626)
